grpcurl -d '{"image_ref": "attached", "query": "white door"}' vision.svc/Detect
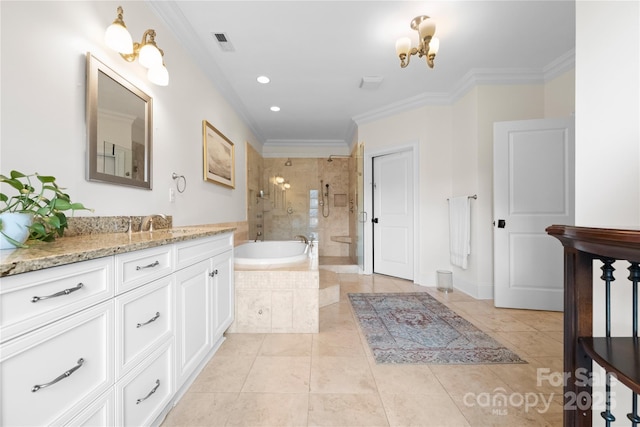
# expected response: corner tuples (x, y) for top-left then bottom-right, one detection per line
(373, 150), (414, 280)
(493, 118), (574, 311)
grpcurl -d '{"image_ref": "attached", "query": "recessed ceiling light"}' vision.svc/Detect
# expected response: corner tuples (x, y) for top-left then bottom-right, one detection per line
(270, 106), (280, 112)
(257, 75), (270, 84)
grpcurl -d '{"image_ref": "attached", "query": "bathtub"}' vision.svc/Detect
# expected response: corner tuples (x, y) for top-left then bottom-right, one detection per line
(234, 240), (310, 265)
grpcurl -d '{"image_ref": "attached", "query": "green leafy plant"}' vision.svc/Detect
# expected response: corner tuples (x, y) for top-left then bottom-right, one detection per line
(0, 170), (92, 246)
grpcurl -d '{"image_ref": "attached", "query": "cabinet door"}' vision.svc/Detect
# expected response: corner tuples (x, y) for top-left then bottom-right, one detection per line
(0, 302), (114, 427)
(174, 259), (213, 387)
(211, 250), (234, 340)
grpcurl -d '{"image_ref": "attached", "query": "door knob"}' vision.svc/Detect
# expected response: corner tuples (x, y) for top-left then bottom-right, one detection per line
(372, 218), (379, 224)
(497, 219), (506, 228)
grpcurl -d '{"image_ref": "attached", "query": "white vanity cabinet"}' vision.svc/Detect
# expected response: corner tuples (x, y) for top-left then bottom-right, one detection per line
(174, 233), (234, 389)
(0, 230), (234, 427)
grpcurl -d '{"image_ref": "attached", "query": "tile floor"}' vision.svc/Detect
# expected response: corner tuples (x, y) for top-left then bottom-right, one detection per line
(162, 273), (564, 426)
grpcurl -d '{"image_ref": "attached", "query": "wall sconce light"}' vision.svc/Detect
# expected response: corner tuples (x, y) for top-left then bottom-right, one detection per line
(105, 6), (169, 86)
(275, 175), (285, 184)
(395, 15), (440, 69)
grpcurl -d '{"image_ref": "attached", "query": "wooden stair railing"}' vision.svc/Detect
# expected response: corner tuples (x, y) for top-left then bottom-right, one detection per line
(547, 225), (640, 427)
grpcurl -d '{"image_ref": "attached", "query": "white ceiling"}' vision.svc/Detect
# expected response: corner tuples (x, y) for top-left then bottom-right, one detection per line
(149, 1), (575, 151)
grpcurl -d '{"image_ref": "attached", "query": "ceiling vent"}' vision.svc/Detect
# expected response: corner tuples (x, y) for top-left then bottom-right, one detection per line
(359, 76), (384, 90)
(213, 32), (235, 52)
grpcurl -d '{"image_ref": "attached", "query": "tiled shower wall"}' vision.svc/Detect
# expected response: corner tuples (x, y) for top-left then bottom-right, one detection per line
(245, 144), (355, 258)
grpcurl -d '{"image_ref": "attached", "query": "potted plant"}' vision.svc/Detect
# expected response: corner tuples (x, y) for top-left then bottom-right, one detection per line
(0, 170), (92, 248)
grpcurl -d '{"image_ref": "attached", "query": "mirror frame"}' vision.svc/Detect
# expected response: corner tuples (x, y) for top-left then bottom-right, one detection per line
(86, 53), (153, 189)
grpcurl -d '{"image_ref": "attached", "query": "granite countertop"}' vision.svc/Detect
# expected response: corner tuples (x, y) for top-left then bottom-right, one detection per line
(0, 225), (236, 277)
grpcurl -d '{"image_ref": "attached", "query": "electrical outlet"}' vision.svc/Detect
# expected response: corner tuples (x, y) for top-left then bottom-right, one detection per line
(169, 188), (175, 203)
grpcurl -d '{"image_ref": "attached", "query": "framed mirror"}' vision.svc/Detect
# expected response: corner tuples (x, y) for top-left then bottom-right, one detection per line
(86, 53), (152, 189)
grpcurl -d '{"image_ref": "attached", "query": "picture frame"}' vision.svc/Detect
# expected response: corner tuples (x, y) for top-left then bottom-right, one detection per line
(203, 120), (235, 188)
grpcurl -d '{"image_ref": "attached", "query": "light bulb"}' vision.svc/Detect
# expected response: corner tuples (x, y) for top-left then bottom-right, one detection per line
(428, 37), (440, 55)
(148, 64), (169, 86)
(105, 22), (133, 54)
(138, 43), (163, 69)
(395, 37), (411, 56)
(418, 18), (436, 40)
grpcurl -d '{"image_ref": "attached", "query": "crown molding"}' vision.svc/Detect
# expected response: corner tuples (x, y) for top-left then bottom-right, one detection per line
(353, 92), (451, 125)
(353, 50), (575, 125)
(543, 49), (575, 81)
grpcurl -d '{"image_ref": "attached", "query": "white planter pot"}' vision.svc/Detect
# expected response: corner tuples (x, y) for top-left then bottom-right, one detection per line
(0, 212), (33, 249)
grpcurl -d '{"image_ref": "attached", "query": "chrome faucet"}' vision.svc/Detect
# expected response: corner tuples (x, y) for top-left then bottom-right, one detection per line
(255, 231), (262, 242)
(294, 235), (309, 244)
(140, 214), (167, 232)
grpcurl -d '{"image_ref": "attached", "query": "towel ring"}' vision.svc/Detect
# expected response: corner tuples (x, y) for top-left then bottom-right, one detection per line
(172, 173), (187, 193)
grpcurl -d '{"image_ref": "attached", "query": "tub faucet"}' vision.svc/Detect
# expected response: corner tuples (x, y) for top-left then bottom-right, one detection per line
(294, 235), (309, 245)
(255, 231), (262, 242)
(140, 214), (167, 232)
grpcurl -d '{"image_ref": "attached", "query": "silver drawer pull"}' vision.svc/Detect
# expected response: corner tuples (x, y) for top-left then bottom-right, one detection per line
(32, 283), (84, 303)
(32, 358), (84, 392)
(136, 260), (160, 270)
(137, 312), (160, 328)
(136, 379), (160, 404)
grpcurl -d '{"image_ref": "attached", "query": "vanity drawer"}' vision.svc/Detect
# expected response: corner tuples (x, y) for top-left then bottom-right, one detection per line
(115, 275), (173, 379)
(0, 301), (114, 427)
(115, 245), (174, 294)
(116, 340), (174, 427)
(175, 233), (233, 270)
(0, 257), (114, 342)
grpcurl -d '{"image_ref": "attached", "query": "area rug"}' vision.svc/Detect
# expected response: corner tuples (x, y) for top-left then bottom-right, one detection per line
(348, 293), (526, 365)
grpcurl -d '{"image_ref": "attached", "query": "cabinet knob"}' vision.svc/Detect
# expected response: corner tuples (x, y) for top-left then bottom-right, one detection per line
(209, 269), (219, 277)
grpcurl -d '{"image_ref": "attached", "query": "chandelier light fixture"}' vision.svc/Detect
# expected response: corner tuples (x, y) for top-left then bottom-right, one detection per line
(395, 15), (440, 69)
(104, 6), (169, 86)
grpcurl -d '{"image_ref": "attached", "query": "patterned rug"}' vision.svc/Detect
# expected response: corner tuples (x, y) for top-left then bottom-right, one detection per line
(348, 292), (526, 365)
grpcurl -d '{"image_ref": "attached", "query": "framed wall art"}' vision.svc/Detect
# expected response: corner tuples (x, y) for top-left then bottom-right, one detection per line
(203, 120), (235, 188)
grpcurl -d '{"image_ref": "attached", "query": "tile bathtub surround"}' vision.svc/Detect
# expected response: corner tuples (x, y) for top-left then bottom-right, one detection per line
(230, 268), (320, 333)
(162, 274), (565, 427)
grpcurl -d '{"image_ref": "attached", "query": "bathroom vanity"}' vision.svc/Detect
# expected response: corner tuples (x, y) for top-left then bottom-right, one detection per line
(0, 225), (234, 426)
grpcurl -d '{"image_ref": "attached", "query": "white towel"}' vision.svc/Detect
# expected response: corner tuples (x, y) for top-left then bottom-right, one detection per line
(449, 196), (471, 269)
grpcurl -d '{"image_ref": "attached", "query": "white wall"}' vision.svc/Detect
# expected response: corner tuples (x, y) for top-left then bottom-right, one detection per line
(359, 76), (573, 296)
(0, 1), (258, 226)
(358, 106), (453, 285)
(575, 3), (639, 420)
(575, 1), (640, 227)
